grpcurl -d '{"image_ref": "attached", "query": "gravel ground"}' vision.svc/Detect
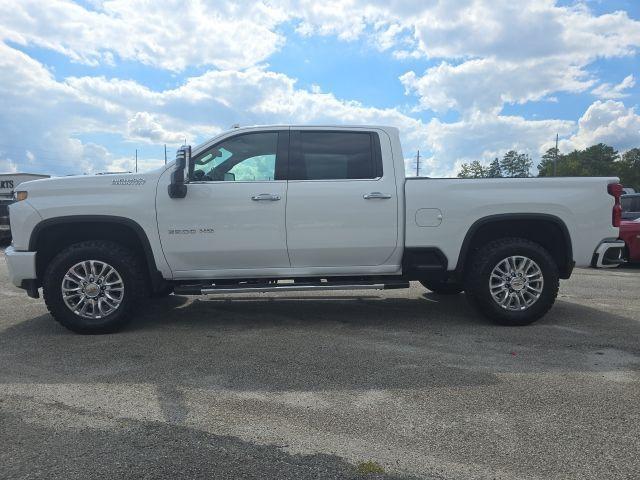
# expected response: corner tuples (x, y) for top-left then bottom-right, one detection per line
(1, 247), (639, 479)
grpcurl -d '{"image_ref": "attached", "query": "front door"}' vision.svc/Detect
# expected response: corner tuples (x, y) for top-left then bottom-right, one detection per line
(156, 130), (290, 278)
(285, 129), (399, 268)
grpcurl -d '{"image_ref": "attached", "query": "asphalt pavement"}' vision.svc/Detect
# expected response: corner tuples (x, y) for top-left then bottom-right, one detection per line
(1, 247), (639, 479)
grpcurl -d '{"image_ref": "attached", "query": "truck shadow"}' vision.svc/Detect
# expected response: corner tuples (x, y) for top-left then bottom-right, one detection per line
(2, 292), (639, 393)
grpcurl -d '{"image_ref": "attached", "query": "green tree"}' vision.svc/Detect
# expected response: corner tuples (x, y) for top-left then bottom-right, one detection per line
(501, 150), (532, 177)
(617, 148), (640, 189)
(537, 147), (560, 177)
(458, 160), (488, 178)
(537, 143), (622, 178)
(487, 157), (503, 178)
(580, 143), (619, 176)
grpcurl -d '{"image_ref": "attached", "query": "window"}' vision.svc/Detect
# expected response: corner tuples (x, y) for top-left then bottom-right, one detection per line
(191, 132), (279, 182)
(290, 131), (381, 180)
(622, 195), (640, 220)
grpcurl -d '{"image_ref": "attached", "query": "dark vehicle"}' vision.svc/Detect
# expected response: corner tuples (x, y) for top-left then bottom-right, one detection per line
(621, 194), (640, 221)
(0, 198), (11, 242)
(0, 173), (50, 242)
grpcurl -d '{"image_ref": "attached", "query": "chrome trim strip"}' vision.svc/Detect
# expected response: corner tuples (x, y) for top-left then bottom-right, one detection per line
(201, 284), (387, 295)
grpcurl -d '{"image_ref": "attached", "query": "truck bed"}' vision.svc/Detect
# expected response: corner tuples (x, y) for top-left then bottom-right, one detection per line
(404, 176), (619, 269)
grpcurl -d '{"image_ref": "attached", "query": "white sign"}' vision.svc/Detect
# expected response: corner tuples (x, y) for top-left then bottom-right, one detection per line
(0, 174), (50, 196)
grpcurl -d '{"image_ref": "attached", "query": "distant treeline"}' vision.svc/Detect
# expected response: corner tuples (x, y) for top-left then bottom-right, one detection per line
(457, 144), (640, 189)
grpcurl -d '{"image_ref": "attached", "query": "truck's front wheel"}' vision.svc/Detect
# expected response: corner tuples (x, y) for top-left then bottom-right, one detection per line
(43, 241), (144, 334)
(464, 238), (559, 326)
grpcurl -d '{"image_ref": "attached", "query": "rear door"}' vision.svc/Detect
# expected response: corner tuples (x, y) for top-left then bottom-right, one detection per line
(285, 128), (399, 268)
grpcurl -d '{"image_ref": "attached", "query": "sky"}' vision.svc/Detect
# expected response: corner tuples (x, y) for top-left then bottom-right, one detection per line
(0, 0), (639, 178)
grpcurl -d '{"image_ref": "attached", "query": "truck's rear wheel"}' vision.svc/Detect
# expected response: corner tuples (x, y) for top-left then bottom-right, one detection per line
(464, 238), (559, 326)
(43, 241), (144, 334)
(419, 280), (463, 295)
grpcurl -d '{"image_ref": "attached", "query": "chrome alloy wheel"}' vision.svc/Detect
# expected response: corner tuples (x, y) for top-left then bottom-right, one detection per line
(489, 256), (544, 311)
(61, 260), (124, 319)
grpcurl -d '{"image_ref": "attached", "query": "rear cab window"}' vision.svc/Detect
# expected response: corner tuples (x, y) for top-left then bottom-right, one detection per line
(289, 130), (383, 180)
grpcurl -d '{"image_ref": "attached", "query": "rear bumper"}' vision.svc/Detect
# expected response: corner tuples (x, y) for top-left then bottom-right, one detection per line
(591, 239), (626, 268)
(4, 246), (37, 288)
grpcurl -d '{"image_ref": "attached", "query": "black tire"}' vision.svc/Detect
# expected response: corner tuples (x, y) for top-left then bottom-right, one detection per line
(419, 279), (464, 295)
(43, 240), (145, 334)
(464, 237), (559, 326)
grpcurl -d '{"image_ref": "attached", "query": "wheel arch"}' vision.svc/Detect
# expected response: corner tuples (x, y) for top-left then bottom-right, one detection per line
(29, 215), (163, 291)
(455, 213), (574, 279)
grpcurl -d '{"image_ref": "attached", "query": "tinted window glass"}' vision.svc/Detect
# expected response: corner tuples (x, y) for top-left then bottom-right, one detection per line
(292, 131), (378, 180)
(192, 132), (278, 181)
(622, 195), (640, 212)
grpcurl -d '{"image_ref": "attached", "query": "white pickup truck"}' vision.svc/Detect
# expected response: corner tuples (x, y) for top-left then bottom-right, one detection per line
(5, 125), (625, 333)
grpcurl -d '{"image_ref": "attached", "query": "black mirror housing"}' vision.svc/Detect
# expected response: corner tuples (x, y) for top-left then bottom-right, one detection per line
(168, 145), (190, 199)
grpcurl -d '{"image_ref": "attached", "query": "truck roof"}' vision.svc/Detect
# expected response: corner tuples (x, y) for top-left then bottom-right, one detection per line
(192, 124), (399, 155)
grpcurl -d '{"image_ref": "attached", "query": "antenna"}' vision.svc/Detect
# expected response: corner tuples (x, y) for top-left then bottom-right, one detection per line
(415, 150), (420, 177)
(553, 133), (558, 177)
(164, 144), (167, 165)
(135, 149), (138, 173)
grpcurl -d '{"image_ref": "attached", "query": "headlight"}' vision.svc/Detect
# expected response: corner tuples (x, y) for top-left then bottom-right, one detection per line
(14, 191), (28, 201)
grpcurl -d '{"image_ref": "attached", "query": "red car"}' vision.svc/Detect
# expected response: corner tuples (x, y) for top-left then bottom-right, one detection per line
(620, 220), (640, 263)
(620, 194), (640, 263)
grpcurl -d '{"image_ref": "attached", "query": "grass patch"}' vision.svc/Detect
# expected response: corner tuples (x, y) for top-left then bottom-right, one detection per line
(356, 460), (385, 475)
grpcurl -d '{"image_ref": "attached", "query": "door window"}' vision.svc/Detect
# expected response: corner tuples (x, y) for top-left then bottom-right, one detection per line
(289, 131), (382, 180)
(191, 132), (279, 181)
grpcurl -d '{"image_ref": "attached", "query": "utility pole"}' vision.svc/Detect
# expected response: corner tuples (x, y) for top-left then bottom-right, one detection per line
(164, 144), (167, 165)
(135, 149), (138, 173)
(553, 133), (558, 177)
(415, 150), (420, 177)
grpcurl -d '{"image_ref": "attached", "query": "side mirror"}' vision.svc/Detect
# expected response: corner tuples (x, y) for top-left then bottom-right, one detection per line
(168, 145), (190, 199)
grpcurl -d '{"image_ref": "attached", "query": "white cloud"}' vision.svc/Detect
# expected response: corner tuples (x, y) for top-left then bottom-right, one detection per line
(395, 1), (640, 114)
(0, 157), (18, 174)
(126, 112), (186, 144)
(592, 75), (635, 99)
(0, 41), (427, 175)
(421, 112), (574, 177)
(567, 100), (640, 151)
(0, 0), (287, 71)
(400, 58), (593, 114)
(289, 0), (640, 116)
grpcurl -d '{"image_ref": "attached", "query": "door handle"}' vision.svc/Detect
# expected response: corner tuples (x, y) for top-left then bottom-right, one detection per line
(251, 193), (281, 201)
(363, 192), (392, 200)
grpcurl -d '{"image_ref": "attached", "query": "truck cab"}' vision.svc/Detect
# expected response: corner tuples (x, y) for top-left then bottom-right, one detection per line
(5, 125), (625, 333)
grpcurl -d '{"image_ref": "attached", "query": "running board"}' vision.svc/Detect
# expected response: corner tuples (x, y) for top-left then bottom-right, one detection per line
(174, 280), (409, 296)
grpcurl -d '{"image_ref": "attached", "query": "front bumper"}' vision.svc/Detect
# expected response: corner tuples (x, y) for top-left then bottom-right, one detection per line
(591, 239), (626, 268)
(4, 246), (37, 288)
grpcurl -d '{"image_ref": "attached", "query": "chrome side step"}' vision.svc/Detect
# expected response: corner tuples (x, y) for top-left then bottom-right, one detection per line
(174, 280), (409, 296)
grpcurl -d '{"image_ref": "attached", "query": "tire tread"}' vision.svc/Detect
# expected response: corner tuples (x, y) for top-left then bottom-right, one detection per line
(43, 240), (144, 334)
(465, 237), (559, 325)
